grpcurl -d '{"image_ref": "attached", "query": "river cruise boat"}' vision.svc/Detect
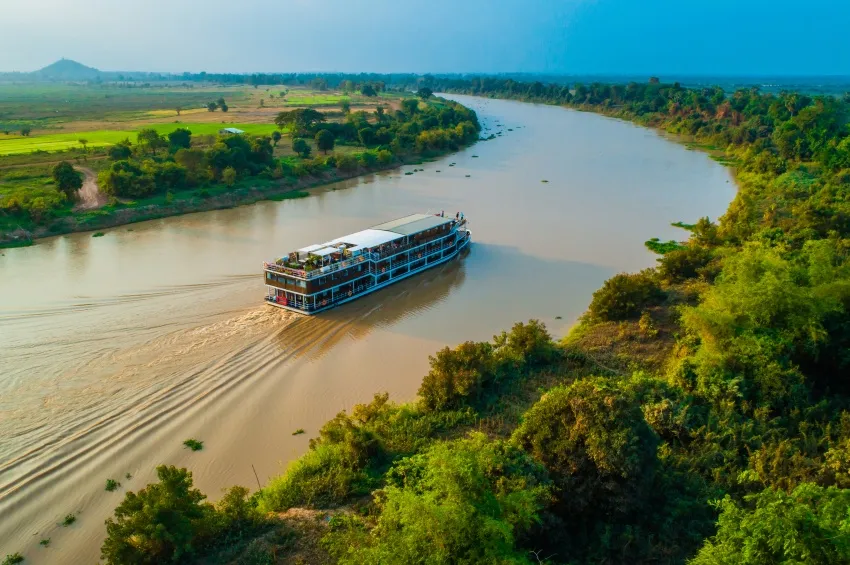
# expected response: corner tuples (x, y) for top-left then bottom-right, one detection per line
(263, 213), (471, 314)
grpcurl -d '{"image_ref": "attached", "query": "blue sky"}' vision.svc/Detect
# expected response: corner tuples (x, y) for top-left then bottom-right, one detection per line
(1, 0), (846, 75)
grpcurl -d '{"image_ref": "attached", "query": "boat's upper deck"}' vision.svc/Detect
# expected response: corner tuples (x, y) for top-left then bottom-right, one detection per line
(264, 214), (459, 279)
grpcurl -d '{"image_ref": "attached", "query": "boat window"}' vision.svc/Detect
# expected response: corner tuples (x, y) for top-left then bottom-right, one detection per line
(298, 280), (306, 288)
(320, 277), (326, 284)
(266, 272), (272, 280)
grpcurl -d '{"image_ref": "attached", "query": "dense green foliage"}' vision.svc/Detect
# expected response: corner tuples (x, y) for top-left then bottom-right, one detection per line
(102, 79), (850, 564)
(51, 161), (82, 198)
(1, 97), (478, 238)
(325, 434), (551, 564)
(101, 466), (267, 565)
(587, 269), (664, 321)
(690, 483), (850, 564)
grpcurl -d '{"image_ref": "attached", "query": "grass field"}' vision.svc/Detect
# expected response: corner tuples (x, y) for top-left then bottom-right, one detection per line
(0, 83), (400, 156)
(0, 123), (281, 155)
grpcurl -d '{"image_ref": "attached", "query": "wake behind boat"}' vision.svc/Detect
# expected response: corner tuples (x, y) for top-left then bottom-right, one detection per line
(263, 213), (471, 314)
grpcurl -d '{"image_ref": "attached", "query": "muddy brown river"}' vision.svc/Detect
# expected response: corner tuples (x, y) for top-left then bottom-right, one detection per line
(0, 95), (735, 563)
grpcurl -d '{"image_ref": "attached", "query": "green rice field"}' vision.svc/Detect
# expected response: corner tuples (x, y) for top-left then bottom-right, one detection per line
(0, 123), (281, 155)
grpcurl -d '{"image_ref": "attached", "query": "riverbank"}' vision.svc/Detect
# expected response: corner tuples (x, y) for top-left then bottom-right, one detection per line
(0, 152), (454, 248)
(0, 94), (736, 565)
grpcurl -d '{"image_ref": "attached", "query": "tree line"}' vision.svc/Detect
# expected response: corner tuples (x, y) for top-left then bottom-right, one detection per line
(0, 97), (480, 228)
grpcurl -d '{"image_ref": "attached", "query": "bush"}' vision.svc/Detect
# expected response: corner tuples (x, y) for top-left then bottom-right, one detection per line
(101, 466), (213, 564)
(658, 245), (714, 283)
(588, 269), (664, 321)
(222, 166), (237, 187)
(257, 442), (370, 512)
(335, 153), (358, 172)
(418, 341), (496, 411)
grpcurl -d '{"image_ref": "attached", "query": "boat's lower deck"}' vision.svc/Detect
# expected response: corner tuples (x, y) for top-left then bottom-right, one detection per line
(266, 231), (471, 315)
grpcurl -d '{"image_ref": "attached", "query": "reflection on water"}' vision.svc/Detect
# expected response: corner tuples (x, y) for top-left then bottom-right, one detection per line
(274, 249), (469, 361)
(0, 94), (735, 564)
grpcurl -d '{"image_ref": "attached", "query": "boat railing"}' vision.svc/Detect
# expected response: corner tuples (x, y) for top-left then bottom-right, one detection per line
(265, 253), (375, 280)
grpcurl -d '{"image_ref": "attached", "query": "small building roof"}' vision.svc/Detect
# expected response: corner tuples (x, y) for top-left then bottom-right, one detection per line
(220, 127), (244, 134)
(372, 213), (453, 236)
(330, 228), (403, 249)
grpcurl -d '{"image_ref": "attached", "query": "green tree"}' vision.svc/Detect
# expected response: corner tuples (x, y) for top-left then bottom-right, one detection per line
(360, 83), (377, 97)
(78, 138), (88, 152)
(271, 130), (282, 147)
(690, 484), (850, 565)
(173, 148), (204, 174)
(108, 139), (133, 161)
(588, 269), (664, 321)
(401, 98), (419, 115)
(315, 129), (335, 154)
(326, 433), (551, 565)
(101, 466), (213, 565)
(20, 127), (31, 136)
(207, 101), (217, 112)
(52, 161), (83, 198)
(222, 166), (237, 187)
(512, 377), (659, 517)
(167, 128), (192, 151)
(291, 138), (311, 158)
(417, 87), (433, 100)
(274, 108), (326, 136)
(340, 100), (351, 114)
(136, 128), (167, 156)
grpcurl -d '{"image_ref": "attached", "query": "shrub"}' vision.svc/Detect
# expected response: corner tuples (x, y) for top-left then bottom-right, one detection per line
(418, 341), (496, 411)
(105, 478), (121, 492)
(492, 319), (557, 367)
(101, 465), (213, 564)
(222, 166), (237, 187)
(62, 514), (76, 526)
(257, 442), (370, 512)
(2, 554), (24, 565)
(108, 141), (133, 161)
(376, 149), (394, 164)
(358, 150), (377, 168)
(335, 153), (358, 172)
(588, 269), (664, 321)
(658, 245), (714, 283)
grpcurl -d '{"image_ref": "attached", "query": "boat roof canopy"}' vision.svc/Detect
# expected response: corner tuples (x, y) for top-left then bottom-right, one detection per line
(275, 214), (455, 263)
(373, 213), (453, 236)
(311, 246), (341, 257)
(331, 228), (402, 249)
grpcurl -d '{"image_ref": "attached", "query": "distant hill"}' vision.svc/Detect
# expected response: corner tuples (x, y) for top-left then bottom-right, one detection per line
(35, 58), (101, 80)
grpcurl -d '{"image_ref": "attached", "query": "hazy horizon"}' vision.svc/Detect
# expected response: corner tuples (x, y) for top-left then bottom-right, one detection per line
(1, 0), (847, 76)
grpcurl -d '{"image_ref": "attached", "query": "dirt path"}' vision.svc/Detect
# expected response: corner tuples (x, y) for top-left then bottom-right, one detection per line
(73, 166), (107, 210)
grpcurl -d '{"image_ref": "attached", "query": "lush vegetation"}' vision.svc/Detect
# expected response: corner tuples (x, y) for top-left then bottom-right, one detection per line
(93, 79), (850, 564)
(1, 92), (479, 246)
